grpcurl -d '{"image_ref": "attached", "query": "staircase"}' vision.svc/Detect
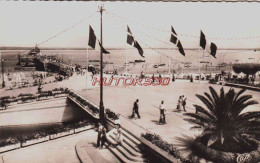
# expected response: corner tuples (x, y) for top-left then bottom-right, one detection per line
(106, 128), (147, 163)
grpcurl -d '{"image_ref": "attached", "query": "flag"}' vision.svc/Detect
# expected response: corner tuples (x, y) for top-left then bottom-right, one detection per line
(127, 26), (132, 34)
(134, 41), (144, 58)
(170, 26), (178, 44)
(127, 26), (134, 45)
(127, 34), (134, 46)
(171, 26), (177, 35)
(99, 42), (110, 54)
(210, 42), (217, 58)
(88, 25), (96, 49)
(200, 30), (206, 50)
(177, 41), (185, 56)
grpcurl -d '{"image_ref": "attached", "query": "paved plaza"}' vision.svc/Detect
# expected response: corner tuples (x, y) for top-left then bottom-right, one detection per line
(79, 74), (260, 143)
(1, 72), (260, 162)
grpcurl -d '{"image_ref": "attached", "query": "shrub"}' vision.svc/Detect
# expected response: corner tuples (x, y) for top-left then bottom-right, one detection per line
(0, 137), (19, 147)
(105, 109), (119, 120)
(142, 133), (190, 162)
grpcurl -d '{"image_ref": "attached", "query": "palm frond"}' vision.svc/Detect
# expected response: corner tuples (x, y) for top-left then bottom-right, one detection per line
(233, 100), (259, 116)
(184, 112), (214, 124)
(190, 125), (204, 130)
(183, 118), (207, 128)
(209, 86), (219, 103)
(219, 87), (225, 101)
(234, 89), (246, 102)
(195, 95), (215, 113)
(193, 104), (216, 121)
(234, 95), (253, 106)
(204, 92), (215, 106)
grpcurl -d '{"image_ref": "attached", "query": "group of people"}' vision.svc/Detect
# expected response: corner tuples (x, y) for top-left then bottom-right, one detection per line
(96, 123), (123, 149)
(96, 96), (188, 148)
(177, 95), (187, 112)
(130, 96), (187, 125)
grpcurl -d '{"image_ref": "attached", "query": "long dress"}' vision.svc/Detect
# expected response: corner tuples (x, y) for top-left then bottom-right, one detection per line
(115, 128), (123, 144)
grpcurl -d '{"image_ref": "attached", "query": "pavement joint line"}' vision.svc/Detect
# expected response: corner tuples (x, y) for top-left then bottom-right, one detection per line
(144, 112), (156, 116)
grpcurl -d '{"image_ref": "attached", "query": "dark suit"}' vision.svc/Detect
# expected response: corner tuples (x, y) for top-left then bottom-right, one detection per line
(131, 101), (140, 118)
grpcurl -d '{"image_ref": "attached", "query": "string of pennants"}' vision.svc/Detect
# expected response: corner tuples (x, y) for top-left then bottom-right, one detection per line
(106, 11), (256, 57)
(105, 10), (260, 41)
(104, 12), (184, 63)
(96, 11), (218, 59)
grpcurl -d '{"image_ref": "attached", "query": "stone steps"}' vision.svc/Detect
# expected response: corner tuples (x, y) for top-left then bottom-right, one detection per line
(106, 128), (147, 163)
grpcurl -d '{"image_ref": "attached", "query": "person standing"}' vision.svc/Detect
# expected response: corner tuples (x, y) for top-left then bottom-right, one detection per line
(96, 123), (102, 147)
(182, 97), (187, 112)
(172, 74), (175, 82)
(131, 99), (141, 119)
(190, 75), (193, 82)
(152, 74), (155, 83)
(176, 96), (182, 111)
(115, 125), (123, 145)
(159, 101), (166, 124)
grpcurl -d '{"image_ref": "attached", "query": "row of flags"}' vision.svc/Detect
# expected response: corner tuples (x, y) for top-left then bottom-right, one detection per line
(200, 31), (217, 58)
(88, 25), (218, 59)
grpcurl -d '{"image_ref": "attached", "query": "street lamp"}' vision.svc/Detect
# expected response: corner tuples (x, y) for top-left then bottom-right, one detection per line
(98, 4), (105, 125)
(1, 59), (5, 88)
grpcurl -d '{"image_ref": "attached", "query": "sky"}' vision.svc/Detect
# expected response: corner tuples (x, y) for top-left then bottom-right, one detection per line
(0, 1), (260, 50)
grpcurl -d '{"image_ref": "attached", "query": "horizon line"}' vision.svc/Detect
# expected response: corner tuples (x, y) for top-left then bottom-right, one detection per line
(0, 46), (259, 51)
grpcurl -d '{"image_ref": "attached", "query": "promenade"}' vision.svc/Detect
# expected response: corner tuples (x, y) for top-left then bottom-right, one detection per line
(1, 72), (260, 162)
(78, 76), (260, 143)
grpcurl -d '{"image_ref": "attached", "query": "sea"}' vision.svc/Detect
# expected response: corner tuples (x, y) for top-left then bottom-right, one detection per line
(0, 48), (259, 74)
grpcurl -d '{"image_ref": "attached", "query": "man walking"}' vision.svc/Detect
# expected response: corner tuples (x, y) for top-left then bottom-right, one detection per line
(159, 101), (166, 124)
(131, 99), (141, 119)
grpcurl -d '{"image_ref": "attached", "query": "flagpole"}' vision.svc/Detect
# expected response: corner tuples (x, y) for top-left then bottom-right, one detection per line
(125, 44), (128, 74)
(168, 47), (171, 75)
(199, 48), (201, 84)
(86, 46), (89, 89)
(99, 4), (105, 125)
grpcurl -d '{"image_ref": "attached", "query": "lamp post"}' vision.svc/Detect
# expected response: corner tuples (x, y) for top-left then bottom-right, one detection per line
(99, 4), (105, 125)
(1, 59), (5, 88)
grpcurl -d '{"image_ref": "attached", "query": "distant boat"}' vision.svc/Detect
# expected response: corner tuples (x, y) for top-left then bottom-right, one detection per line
(158, 63), (166, 67)
(200, 61), (210, 63)
(89, 60), (100, 62)
(135, 59), (145, 63)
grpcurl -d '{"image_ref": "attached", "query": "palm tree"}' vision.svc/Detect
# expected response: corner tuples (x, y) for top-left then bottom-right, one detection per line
(183, 86), (260, 153)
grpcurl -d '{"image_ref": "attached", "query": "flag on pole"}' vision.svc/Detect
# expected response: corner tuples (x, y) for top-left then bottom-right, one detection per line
(177, 41), (185, 56)
(127, 26), (132, 34)
(210, 42), (217, 58)
(127, 26), (134, 45)
(99, 42), (110, 54)
(126, 25), (144, 57)
(200, 30), (206, 50)
(134, 41), (144, 58)
(170, 26), (185, 56)
(88, 25), (96, 49)
(170, 26), (178, 44)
